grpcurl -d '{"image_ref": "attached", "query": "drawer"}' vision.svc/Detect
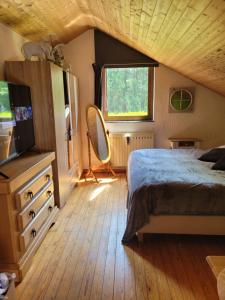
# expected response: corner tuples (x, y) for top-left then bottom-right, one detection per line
(15, 165), (53, 210)
(17, 181), (54, 231)
(19, 196), (55, 252)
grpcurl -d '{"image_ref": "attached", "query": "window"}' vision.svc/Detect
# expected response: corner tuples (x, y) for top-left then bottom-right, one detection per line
(102, 66), (154, 121)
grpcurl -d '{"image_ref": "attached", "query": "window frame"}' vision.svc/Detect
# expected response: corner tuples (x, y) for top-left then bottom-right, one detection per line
(102, 66), (154, 122)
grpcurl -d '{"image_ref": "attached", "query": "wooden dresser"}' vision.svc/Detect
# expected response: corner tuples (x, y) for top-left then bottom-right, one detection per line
(0, 152), (58, 282)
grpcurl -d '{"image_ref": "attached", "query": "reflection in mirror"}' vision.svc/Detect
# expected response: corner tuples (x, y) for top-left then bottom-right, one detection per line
(86, 104), (115, 182)
(0, 133), (12, 161)
(87, 106), (109, 162)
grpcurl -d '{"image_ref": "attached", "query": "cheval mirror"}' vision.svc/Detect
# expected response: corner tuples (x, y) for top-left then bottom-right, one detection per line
(86, 104), (116, 181)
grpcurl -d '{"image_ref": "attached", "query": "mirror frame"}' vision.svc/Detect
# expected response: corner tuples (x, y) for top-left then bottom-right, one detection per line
(86, 104), (111, 164)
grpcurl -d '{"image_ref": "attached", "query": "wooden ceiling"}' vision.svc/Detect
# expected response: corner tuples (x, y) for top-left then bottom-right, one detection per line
(1, 0), (225, 96)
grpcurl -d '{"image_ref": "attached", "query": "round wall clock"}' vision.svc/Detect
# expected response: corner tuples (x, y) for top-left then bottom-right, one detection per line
(169, 89), (193, 112)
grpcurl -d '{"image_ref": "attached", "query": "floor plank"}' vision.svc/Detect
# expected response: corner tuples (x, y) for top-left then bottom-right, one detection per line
(16, 174), (224, 300)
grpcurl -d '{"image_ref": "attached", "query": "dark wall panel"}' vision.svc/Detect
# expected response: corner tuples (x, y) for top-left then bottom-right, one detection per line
(94, 30), (159, 67)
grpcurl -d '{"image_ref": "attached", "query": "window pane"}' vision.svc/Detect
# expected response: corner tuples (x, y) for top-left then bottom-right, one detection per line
(106, 67), (149, 117)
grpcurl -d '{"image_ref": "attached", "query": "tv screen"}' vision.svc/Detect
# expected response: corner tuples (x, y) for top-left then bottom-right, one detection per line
(0, 81), (35, 166)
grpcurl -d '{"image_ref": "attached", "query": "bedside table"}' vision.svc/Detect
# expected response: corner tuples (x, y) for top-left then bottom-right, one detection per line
(168, 138), (201, 149)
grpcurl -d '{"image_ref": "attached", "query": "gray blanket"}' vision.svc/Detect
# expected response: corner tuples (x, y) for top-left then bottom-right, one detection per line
(122, 149), (225, 243)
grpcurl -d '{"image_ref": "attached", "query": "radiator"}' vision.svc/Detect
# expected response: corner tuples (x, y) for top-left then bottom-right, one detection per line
(109, 132), (154, 167)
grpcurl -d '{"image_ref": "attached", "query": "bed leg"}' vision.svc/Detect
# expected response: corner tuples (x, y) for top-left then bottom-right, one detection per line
(136, 232), (144, 243)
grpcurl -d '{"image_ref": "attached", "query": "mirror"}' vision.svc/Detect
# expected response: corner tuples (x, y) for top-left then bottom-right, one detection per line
(86, 104), (115, 181)
(86, 104), (110, 163)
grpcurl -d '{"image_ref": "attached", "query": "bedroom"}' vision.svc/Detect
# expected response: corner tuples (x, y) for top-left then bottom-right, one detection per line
(0, 1), (225, 299)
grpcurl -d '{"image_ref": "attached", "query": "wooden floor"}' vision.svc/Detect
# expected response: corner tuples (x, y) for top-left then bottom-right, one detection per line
(16, 174), (225, 300)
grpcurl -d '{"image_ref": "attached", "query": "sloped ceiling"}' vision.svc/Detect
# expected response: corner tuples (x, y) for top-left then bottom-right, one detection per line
(1, 0), (225, 96)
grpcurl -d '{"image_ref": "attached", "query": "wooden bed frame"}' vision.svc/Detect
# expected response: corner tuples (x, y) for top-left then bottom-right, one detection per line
(136, 215), (225, 242)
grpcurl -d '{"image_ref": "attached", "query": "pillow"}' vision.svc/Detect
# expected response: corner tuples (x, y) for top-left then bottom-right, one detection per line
(212, 155), (225, 170)
(198, 148), (225, 162)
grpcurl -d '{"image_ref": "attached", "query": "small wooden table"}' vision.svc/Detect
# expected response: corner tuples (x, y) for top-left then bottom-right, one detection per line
(168, 137), (201, 149)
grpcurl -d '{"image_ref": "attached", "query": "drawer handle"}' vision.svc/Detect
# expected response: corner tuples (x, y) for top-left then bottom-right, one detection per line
(29, 210), (36, 219)
(31, 229), (37, 238)
(48, 206), (53, 212)
(27, 191), (34, 200)
(45, 174), (51, 181)
(47, 190), (52, 197)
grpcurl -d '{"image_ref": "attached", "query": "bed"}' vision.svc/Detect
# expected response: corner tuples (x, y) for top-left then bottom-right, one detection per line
(122, 149), (225, 243)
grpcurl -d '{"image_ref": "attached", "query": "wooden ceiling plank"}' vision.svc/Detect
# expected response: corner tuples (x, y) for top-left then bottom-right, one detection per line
(141, 0), (158, 45)
(121, 0), (131, 36)
(0, 1), (49, 40)
(99, 0), (121, 37)
(174, 46), (225, 76)
(181, 50), (225, 75)
(169, 45), (225, 80)
(155, 0), (212, 58)
(116, 0), (125, 36)
(74, 0), (92, 14)
(145, 0), (173, 43)
(178, 0), (225, 44)
(81, 0), (99, 27)
(170, 7), (225, 66)
(172, 33), (224, 68)
(175, 61), (225, 84)
(78, 0), (108, 33)
(138, 0), (157, 43)
(39, 5), (84, 42)
(91, 0), (109, 31)
(151, 0), (191, 51)
(130, 0), (143, 41)
(129, 0), (134, 43)
(166, 0), (225, 65)
(115, 2), (125, 38)
(28, 1), (73, 40)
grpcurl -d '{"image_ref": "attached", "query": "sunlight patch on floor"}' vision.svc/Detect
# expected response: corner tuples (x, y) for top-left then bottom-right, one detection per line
(88, 185), (109, 201)
(78, 176), (118, 184)
(97, 177), (118, 184)
(89, 184), (109, 201)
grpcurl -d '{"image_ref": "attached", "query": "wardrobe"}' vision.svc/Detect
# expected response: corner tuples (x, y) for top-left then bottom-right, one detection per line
(5, 61), (82, 207)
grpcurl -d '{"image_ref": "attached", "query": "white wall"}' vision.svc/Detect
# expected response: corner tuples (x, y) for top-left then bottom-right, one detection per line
(0, 23), (26, 79)
(64, 29), (225, 169)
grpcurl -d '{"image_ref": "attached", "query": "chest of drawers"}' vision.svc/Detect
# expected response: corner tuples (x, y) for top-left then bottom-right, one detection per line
(0, 152), (58, 282)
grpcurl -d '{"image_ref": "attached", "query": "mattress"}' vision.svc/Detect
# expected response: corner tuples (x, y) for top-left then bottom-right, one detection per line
(122, 149), (225, 243)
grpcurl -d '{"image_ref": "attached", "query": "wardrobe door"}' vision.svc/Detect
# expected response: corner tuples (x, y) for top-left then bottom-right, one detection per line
(68, 74), (82, 181)
(65, 72), (75, 172)
(50, 64), (72, 207)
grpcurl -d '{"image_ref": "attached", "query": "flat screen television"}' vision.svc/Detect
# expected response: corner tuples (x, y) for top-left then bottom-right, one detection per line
(0, 81), (35, 167)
